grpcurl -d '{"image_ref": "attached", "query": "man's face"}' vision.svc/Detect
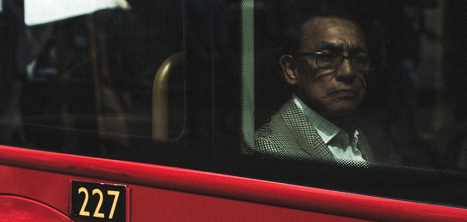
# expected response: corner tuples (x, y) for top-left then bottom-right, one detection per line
(284, 17), (368, 121)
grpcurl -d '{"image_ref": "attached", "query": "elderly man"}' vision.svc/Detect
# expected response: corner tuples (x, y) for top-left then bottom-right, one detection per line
(254, 14), (400, 164)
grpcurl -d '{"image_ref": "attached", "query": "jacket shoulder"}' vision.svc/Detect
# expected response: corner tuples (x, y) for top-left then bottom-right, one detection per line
(253, 101), (321, 160)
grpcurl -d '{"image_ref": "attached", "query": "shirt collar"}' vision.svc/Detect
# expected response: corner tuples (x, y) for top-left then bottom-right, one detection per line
(292, 94), (343, 144)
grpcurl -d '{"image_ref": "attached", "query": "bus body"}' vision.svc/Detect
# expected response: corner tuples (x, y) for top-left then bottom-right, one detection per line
(2, 0), (467, 221)
(1, 145), (466, 222)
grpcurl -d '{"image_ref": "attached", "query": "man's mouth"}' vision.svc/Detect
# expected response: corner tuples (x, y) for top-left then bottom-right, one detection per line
(327, 89), (358, 98)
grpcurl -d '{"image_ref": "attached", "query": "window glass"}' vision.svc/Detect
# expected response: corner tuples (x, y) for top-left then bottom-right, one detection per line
(232, 0), (467, 208)
(249, 0), (448, 167)
(0, 0), (187, 160)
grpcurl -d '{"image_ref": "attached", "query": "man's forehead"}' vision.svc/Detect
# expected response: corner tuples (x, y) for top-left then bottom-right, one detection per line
(317, 40), (368, 52)
(302, 16), (358, 32)
(300, 17), (366, 50)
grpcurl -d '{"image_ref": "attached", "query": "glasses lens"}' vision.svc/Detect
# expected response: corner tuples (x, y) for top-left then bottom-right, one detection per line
(315, 53), (371, 72)
(316, 54), (340, 68)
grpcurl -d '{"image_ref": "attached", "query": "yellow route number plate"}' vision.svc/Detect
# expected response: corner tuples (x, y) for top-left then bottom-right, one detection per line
(70, 180), (128, 221)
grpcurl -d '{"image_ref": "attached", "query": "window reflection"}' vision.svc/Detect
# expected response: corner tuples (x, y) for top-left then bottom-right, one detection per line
(0, 1), (182, 157)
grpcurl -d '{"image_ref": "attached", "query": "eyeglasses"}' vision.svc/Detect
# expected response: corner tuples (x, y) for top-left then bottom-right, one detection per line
(298, 52), (371, 72)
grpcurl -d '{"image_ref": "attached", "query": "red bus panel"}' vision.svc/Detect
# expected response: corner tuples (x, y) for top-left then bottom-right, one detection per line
(1, 145), (466, 221)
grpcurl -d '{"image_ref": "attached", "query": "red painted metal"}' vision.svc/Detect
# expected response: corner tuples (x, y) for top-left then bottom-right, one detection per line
(0, 195), (73, 222)
(0, 161), (370, 222)
(1, 145), (467, 221)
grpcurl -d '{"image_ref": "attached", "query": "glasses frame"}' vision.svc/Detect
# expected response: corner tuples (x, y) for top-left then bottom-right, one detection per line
(297, 52), (372, 73)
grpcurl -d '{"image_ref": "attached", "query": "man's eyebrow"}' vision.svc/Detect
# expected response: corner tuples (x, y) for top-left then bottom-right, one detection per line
(317, 41), (368, 52)
(318, 41), (342, 50)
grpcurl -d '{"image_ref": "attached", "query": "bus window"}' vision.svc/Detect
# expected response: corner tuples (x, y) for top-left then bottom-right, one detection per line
(230, 0), (467, 209)
(0, 1), (187, 160)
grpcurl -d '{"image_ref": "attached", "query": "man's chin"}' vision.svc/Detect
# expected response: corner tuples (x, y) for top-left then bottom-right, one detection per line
(312, 101), (360, 120)
(326, 105), (359, 119)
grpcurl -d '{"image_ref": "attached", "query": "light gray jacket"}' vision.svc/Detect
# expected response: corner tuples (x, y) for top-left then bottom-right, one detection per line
(254, 100), (401, 165)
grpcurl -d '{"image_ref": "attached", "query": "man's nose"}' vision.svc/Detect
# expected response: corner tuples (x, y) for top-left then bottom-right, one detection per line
(335, 56), (356, 81)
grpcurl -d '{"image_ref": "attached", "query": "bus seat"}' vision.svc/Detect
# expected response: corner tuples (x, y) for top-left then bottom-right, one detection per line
(152, 51), (185, 140)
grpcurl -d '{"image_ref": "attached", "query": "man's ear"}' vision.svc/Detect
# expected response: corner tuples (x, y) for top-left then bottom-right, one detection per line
(279, 55), (298, 86)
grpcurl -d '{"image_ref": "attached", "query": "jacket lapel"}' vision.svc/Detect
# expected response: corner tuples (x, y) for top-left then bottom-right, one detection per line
(354, 130), (373, 162)
(280, 100), (334, 159)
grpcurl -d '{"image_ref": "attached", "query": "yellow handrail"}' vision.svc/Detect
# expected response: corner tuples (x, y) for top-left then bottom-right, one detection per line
(152, 51), (185, 140)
